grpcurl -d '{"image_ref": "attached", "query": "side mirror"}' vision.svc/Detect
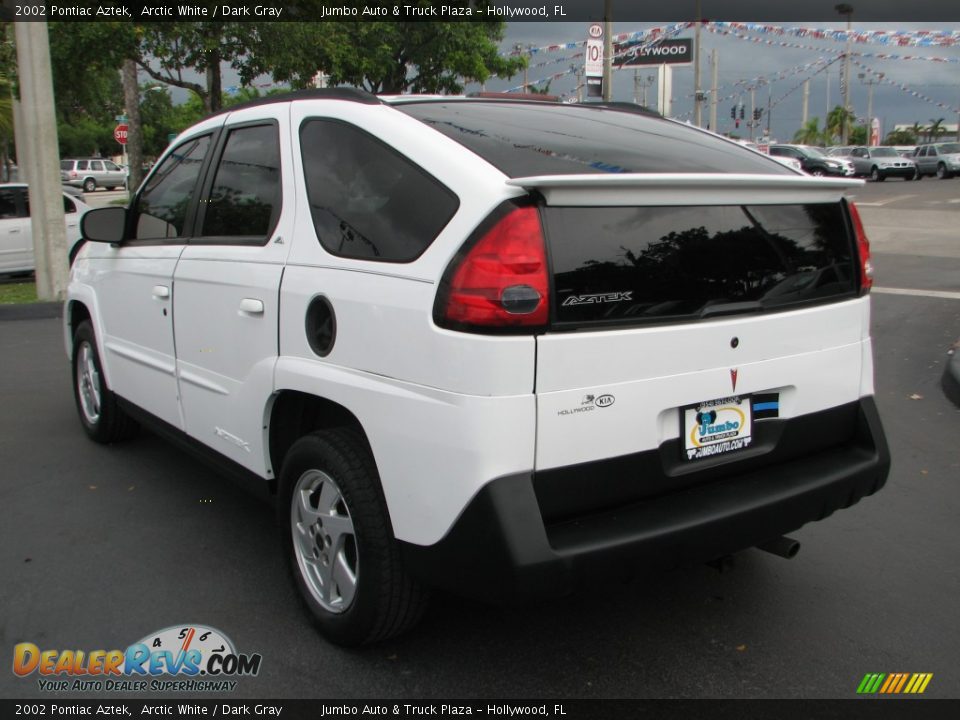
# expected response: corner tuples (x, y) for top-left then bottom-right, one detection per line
(81, 206), (127, 244)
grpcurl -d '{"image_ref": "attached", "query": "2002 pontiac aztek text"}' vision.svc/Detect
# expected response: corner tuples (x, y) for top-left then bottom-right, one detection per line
(66, 89), (890, 645)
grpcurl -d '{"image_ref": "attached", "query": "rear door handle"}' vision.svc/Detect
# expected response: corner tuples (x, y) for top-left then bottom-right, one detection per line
(239, 298), (264, 314)
(152, 285), (170, 299)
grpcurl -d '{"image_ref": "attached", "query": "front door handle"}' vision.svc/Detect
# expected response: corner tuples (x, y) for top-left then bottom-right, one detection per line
(239, 298), (264, 314)
(152, 285), (170, 299)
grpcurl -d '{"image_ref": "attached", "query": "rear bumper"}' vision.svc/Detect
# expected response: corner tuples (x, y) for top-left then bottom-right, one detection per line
(401, 397), (889, 603)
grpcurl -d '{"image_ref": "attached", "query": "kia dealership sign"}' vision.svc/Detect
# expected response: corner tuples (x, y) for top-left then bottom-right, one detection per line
(617, 38), (693, 66)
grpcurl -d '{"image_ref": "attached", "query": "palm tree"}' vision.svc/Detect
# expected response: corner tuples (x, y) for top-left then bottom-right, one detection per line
(793, 118), (824, 145)
(826, 105), (855, 144)
(927, 118), (946, 142)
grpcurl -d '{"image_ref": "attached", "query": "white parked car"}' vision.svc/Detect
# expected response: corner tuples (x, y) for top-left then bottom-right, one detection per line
(0, 183), (90, 274)
(66, 90), (890, 645)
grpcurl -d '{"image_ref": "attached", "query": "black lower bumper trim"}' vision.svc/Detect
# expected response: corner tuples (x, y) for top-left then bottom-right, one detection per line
(400, 398), (889, 604)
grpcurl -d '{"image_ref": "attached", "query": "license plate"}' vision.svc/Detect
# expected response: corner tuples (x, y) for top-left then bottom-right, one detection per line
(682, 395), (753, 461)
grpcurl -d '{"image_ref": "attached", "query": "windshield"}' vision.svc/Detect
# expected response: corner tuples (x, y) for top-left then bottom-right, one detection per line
(938, 143), (960, 154)
(801, 146), (828, 159)
(872, 148), (898, 157)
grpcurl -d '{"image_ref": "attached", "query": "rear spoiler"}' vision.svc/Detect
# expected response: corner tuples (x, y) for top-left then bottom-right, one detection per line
(505, 173), (864, 206)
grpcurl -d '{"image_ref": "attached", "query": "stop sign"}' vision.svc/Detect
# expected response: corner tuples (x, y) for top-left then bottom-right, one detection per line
(114, 124), (128, 145)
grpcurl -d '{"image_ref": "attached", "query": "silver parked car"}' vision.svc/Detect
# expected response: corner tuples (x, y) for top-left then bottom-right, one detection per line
(60, 158), (128, 193)
(841, 146), (917, 182)
(913, 143), (960, 179)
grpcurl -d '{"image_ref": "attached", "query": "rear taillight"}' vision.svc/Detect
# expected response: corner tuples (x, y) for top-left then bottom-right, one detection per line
(436, 204), (549, 332)
(847, 200), (873, 293)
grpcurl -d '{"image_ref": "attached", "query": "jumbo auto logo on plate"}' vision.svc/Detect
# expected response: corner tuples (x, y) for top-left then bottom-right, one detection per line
(12, 624), (261, 693)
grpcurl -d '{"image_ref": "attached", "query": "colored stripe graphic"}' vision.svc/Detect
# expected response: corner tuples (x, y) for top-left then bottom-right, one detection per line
(752, 402), (779, 411)
(857, 673), (932, 694)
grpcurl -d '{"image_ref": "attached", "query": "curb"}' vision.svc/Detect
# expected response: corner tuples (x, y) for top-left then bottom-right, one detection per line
(943, 339), (960, 408)
(0, 302), (62, 321)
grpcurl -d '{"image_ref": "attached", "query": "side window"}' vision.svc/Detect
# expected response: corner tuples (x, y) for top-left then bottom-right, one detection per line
(200, 124), (281, 241)
(134, 135), (210, 240)
(300, 119), (459, 262)
(104, 161), (120, 171)
(929, 147), (938, 157)
(63, 196), (76, 214)
(90, 161), (104, 171)
(0, 189), (19, 219)
(76, 161), (89, 171)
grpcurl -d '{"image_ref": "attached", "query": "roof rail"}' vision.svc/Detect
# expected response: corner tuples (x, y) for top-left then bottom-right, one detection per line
(587, 101), (662, 118)
(208, 87), (381, 118)
(466, 91), (560, 102)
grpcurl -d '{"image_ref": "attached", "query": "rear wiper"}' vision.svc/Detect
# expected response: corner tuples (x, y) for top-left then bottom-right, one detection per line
(698, 301), (764, 319)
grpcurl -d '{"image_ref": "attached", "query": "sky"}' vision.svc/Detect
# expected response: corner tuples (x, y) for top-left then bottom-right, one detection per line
(479, 21), (960, 142)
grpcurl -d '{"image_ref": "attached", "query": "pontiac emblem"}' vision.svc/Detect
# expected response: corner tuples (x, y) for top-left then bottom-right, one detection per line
(730, 368), (739, 392)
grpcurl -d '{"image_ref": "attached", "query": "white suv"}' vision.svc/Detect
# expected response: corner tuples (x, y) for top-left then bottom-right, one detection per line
(66, 90), (890, 645)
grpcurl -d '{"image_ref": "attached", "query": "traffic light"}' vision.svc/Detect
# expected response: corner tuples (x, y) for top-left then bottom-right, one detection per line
(731, 106), (736, 119)
(753, 109), (762, 120)
(740, 106), (745, 120)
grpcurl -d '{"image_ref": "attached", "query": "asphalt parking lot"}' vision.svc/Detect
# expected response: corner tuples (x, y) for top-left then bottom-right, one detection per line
(1, 179), (958, 700)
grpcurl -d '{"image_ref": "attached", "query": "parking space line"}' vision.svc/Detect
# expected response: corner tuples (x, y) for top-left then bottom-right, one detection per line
(853, 194), (917, 207)
(874, 287), (960, 300)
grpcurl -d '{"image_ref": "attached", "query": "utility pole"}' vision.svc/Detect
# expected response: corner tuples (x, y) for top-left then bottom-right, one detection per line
(122, 59), (144, 192)
(603, 0), (613, 102)
(14, 21), (68, 301)
(766, 84), (773, 139)
(709, 49), (719, 132)
(693, 0), (702, 127)
(837, 3), (854, 144)
(750, 86), (756, 141)
(802, 79), (810, 126)
(858, 71), (883, 144)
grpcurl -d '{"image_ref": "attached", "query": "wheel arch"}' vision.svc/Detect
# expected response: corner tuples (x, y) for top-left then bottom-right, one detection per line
(267, 390), (372, 496)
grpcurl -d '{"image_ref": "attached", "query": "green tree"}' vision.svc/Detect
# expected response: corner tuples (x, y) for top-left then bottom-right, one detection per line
(884, 129), (917, 145)
(137, 22), (262, 113)
(849, 125), (868, 145)
(255, 19), (525, 94)
(825, 105), (855, 144)
(793, 118), (825, 145)
(926, 118), (945, 142)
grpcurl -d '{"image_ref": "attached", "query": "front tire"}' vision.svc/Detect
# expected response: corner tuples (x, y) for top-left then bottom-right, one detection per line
(72, 321), (138, 443)
(279, 429), (428, 646)
(870, 166), (885, 182)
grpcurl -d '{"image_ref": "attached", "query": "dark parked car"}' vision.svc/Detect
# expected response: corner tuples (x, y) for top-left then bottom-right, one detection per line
(769, 145), (854, 177)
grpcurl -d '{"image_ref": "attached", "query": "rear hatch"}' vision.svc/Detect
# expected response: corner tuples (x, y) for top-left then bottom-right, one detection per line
(514, 173), (870, 521)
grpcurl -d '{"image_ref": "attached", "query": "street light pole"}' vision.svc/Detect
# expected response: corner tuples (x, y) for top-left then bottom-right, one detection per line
(836, 4), (854, 145)
(603, 0), (613, 102)
(693, 0), (702, 127)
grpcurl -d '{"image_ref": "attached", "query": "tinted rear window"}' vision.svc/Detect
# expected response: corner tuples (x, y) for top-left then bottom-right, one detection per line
(397, 101), (792, 178)
(545, 203), (857, 327)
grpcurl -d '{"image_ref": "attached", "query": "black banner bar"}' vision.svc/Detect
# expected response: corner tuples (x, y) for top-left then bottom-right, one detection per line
(2, 699), (960, 720)
(4, 0), (960, 23)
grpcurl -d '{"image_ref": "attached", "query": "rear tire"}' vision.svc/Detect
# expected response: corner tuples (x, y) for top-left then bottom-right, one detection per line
(82, 178), (96, 193)
(278, 429), (428, 646)
(937, 163), (951, 179)
(72, 321), (139, 443)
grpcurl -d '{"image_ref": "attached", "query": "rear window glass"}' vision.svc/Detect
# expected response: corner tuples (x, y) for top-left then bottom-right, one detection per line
(396, 101), (792, 177)
(544, 203), (857, 327)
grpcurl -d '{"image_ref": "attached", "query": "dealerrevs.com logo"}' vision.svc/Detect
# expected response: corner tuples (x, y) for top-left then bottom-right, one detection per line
(12, 625), (262, 693)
